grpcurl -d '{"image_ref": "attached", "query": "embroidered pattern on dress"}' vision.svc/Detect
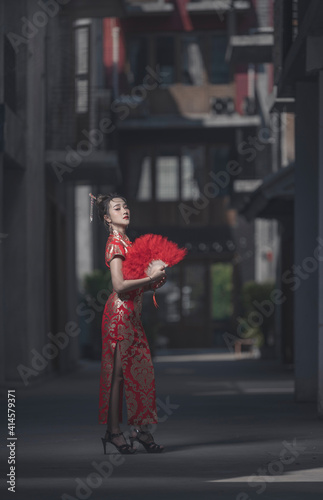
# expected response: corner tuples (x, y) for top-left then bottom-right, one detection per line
(98, 232), (158, 425)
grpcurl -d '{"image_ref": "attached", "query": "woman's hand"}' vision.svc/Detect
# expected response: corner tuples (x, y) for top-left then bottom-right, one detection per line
(147, 260), (167, 282)
(152, 275), (167, 290)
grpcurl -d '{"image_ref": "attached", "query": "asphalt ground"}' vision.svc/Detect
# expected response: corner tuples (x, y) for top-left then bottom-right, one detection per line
(1, 349), (322, 500)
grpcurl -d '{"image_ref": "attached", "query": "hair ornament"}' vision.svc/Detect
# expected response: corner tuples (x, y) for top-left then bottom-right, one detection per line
(89, 193), (97, 222)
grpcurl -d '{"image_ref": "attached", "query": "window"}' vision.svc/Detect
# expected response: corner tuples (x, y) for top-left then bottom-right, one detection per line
(156, 36), (175, 84)
(128, 37), (148, 86)
(74, 26), (89, 113)
(156, 155), (179, 200)
(209, 35), (230, 84)
(182, 264), (206, 320)
(75, 80), (89, 114)
(75, 27), (89, 74)
(134, 146), (207, 201)
(164, 267), (181, 322)
(137, 156), (152, 200)
(181, 146), (203, 200)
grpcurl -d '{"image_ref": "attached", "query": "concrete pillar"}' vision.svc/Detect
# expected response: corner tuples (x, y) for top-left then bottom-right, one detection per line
(280, 220), (294, 365)
(24, 0), (47, 374)
(0, 0), (4, 390)
(64, 183), (80, 369)
(75, 184), (93, 292)
(318, 71), (323, 416)
(294, 81), (318, 401)
(0, 154), (3, 389)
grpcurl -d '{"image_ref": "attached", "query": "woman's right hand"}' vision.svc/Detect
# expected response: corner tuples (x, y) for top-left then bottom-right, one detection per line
(147, 260), (166, 281)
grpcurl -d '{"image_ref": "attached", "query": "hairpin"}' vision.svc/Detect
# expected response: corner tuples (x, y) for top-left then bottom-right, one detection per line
(89, 193), (97, 222)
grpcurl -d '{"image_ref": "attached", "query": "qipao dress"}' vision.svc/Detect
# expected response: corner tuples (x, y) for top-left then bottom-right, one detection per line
(98, 229), (158, 426)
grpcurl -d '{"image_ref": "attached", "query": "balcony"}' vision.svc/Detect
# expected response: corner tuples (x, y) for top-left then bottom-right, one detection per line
(125, 0), (174, 16)
(239, 163), (295, 222)
(116, 113), (261, 130)
(61, 0), (127, 18)
(268, 86), (295, 114)
(187, 0), (250, 15)
(114, 86), (261, 130)
(226, 28), (274, 65)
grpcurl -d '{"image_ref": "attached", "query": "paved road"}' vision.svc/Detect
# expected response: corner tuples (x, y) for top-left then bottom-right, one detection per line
(1, 350), (323, 499)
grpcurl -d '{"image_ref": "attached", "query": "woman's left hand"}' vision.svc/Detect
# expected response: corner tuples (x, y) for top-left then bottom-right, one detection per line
(152, 275), (167, 289)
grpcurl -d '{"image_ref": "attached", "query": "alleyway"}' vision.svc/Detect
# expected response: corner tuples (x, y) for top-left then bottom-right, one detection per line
(1, 350), (322, 499)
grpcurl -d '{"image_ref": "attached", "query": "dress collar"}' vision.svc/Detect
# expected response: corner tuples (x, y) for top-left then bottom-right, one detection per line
(111, 229), (131, 244)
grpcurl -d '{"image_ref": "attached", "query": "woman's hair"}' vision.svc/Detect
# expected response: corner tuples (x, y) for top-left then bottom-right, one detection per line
(95, 193), (127, 233)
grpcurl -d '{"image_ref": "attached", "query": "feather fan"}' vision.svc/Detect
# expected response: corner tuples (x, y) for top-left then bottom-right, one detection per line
(123, 233), (187, 280)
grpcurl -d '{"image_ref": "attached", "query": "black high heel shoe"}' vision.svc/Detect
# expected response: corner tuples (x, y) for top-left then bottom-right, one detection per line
(129, 429), (165, 453)
(101, 431), (136, 455)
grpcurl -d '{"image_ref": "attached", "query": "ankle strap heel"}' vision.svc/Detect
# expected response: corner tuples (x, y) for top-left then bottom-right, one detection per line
(101, 430), (136, 455)
(131, 429), (165, 453)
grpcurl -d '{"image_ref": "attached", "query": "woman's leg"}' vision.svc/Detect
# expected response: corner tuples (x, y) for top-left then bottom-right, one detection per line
(105, 341), (127, 446)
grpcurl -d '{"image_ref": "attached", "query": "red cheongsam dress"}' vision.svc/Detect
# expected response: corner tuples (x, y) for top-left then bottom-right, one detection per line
(98, 229), (158, 426)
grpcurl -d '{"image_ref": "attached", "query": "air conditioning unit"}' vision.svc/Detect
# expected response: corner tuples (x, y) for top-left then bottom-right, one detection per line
(210, 97), (235, 115)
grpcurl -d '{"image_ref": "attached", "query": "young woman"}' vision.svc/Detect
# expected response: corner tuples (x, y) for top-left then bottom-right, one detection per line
(95, 193), (166, 454)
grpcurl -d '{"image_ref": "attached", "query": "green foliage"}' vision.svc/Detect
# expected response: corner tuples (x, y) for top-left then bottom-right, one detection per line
(83, 269), (112, 298)
(241, 281), (275, 318)
(238, 280), (276, 347)
(82, 268), (112, 359)
(211, 263), (233, 320)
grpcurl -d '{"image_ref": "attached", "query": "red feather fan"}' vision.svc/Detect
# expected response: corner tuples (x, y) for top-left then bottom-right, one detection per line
(123, 233), (187, 279)
(123, 234), (187, 307)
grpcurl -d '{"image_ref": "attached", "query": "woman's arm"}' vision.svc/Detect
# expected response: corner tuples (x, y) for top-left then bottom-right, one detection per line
(110, 256), (165, 294)
(142, 275), (167, 293)
(141, 282), (153, 293)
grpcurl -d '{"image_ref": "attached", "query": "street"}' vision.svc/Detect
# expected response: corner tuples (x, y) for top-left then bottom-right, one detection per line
(1, 350), (322, 499)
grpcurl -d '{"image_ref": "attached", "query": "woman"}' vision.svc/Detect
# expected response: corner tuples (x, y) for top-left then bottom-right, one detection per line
(95, 193), (166, 454)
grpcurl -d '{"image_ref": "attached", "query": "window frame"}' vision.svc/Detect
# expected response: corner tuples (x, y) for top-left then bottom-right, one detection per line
(126, 30), (232, 87)
(74, 23), (91, 115)
(134, 143), (210, 202)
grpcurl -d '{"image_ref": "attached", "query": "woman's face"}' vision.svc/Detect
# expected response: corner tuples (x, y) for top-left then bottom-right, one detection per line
(105, 197), (130, 229)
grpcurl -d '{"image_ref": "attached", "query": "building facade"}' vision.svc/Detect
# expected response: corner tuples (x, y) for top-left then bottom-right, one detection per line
(0, 0), (123, 389)
(101, 0), (277, 348)
(240, 0), (323, 416)
(272, 0), (323, 415)
(1, 0), (285, 389)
